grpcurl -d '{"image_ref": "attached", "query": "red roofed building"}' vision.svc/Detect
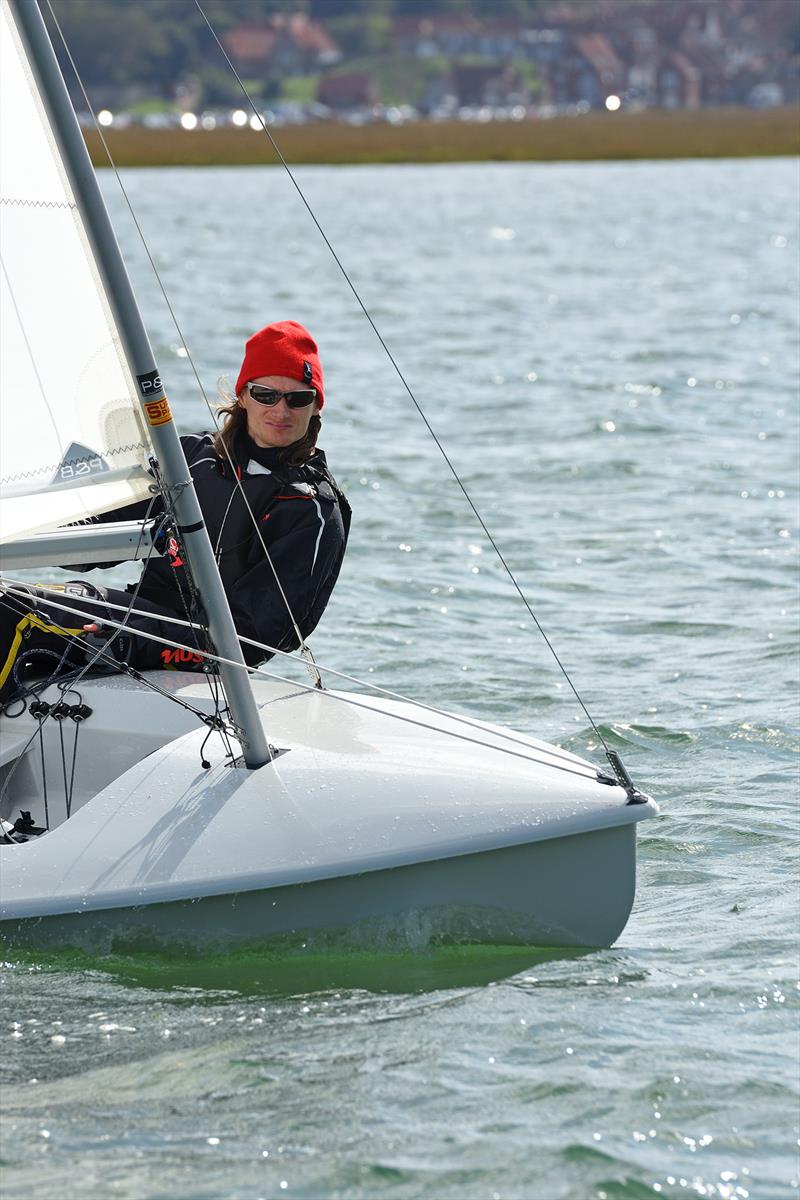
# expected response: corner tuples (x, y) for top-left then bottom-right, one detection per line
(547, 31), (625, 108)
(223, 16), (341, 77)
(223, 25), (276, 67)
(575, 33), (625, 93)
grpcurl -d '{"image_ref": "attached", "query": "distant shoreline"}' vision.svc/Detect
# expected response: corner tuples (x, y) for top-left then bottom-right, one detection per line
(85, 107), (799, 167)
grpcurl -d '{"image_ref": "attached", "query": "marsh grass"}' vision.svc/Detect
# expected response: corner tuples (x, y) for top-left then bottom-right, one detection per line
(86, 107), (799, 168)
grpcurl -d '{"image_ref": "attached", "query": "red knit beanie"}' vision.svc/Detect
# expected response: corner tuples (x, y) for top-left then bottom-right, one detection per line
(235, 320), (324, 409)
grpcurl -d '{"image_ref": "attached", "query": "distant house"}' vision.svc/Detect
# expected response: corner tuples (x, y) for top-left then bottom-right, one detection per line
(393, 14), (483, 59)
(475, 20), (528, 60)
(545, 32), (624, 108)
(271, 14), (341, 74)
(316, 72), (379, 111)
(224, 25), (276, 69)
(451, 64), (529, 107)
(574, 34), (626, 99)
(657, 51), (702, 109)
(626, 22), (660, 106)
(381, 0), (793, 114)
(223, 16), (341, 78)
(675, 43), (730, 105)
(421, 74), (458, 115)
(519, 28), (567, 69)
(777, 56), (800, 105)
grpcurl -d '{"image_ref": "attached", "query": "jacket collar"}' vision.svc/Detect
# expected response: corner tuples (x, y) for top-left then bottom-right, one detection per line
(228, 428), (327, 481)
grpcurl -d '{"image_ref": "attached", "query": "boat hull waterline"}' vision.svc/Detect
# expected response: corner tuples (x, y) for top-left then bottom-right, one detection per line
(2, 824), (639, 951)
(0, 673), (657, 950)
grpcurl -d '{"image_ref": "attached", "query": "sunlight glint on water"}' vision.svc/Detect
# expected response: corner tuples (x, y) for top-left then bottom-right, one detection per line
(1, 159), (797, 1200)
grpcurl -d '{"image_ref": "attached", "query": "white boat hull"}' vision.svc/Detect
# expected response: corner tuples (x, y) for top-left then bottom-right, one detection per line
(0, 673), (656, 950)
(1, 823), (637, 951)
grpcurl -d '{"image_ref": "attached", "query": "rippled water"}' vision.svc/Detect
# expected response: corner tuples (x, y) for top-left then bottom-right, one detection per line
(1, 159), (798, 1200)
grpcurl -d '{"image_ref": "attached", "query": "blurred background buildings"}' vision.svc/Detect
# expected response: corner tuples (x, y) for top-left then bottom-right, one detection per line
(48, 0), (799, 128)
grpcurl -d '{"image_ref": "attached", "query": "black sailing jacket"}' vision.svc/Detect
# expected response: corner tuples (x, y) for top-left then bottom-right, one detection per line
(110, 431), (350, 663)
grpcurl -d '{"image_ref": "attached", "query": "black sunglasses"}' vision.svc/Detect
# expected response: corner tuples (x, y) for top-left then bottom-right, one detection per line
(247, 384), (317, 409)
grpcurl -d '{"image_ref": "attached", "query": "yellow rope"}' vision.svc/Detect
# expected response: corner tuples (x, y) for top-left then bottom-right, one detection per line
(0, 612), (85, 691)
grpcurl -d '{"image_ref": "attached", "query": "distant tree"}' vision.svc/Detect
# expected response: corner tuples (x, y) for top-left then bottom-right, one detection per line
(41, 0), (799, 112)
(47, 0), (312, 97)
(473, 0), (550, 17)
(326, 11), (392, 57)
(391, 0), (548, 16)
(310, 0), (390, 16)
(47, 0), (171, 90)
(199, 0), (312, 31)
(195, 64), (257, 106)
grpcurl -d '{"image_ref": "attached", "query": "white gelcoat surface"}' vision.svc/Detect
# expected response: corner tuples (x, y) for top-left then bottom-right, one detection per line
(0, 674), (655, 920)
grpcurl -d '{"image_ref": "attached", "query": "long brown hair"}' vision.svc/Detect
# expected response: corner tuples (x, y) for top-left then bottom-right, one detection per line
(212, 384), (321, 468)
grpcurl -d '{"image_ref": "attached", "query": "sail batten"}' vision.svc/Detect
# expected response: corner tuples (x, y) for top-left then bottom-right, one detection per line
(0, 0), (153, 543)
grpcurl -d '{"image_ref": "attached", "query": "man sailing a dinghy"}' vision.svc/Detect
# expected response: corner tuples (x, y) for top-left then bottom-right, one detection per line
(0, 321), (350, 703)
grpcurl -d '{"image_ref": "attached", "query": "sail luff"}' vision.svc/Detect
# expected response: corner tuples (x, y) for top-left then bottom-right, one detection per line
(1, 0), (154, 539)
(5, 0), (270, 768)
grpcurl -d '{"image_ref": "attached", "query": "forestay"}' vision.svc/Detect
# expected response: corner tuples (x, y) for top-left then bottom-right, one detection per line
(0, 0), (152, 543)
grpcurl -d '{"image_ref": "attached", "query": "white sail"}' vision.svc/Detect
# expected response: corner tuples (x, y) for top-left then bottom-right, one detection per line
(0, 0), (153, 544)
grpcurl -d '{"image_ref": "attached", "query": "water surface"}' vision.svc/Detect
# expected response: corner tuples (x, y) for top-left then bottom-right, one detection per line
(1, 158), (798, 1200)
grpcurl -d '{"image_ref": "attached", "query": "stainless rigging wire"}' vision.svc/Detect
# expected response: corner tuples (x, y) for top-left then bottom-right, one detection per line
(0, 504), (162, 815)
(0, 582), (237, 828)
(0, 576), (597, 774)
(44, 0), (321, 690)
(46, 0), (618, 767)
(191, 0), (614, 760)
(0, 587), (239, 738)
(0, 584), (608, 785)
(0, 501), (236, 816)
